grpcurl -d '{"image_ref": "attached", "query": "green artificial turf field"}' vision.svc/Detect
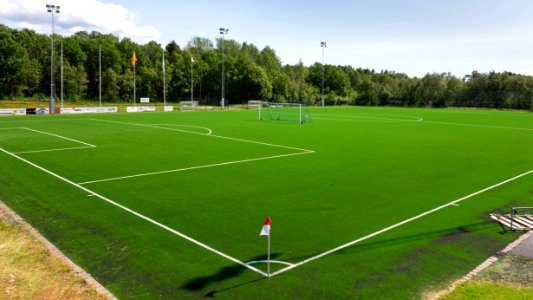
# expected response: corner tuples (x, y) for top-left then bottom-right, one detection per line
(0, 106), (531, 299)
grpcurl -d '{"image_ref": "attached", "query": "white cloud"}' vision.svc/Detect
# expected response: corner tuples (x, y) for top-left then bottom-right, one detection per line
(0, 0), (161, 43)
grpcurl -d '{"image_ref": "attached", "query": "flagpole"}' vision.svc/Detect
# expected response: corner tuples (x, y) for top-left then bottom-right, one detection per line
(133, 64), (136, 107)
(162, 49), (166, 106)
(267, 233), (271, 277)
(133, 49), (136, 107)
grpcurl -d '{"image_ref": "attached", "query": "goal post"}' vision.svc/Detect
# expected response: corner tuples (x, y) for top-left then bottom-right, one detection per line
(258, 101), (312, 124)
(179, 101), (199, 111)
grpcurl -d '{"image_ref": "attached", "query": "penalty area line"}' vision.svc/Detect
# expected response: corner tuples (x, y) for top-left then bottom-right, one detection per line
(14, 146), (95, 154)
(22, 127), (97, 147)
(270, 169), (533, 277)
(0, 147), (268, 278)
(78, 151), (313, 185)
(88, 118), (315, 153)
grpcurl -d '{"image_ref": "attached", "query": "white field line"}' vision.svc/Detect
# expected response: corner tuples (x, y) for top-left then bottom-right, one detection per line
(145, 124), (213, 135)
(0, 127), (23, 130)
(0, 147), (268, 278)
(312, 114), (532, 131)
(22, 127), (97, 147)
(312, 113), (423, 122)
(270, 169), (533, 277)
(88, 118), (211, 137)
(209, 134), (313, 153)
(421, 121), (533, 131)
(245, 260), (295, 267)
(1, 127), (96, 154)
(78, 151), (311, 185)
(421, 109), (495, 115)
(88, 118), (315, 153)
(76, 118), (314, 184)
(14, 146), (94, 154)
(313, 117), (412, 123)
(421, 109), (532, 116)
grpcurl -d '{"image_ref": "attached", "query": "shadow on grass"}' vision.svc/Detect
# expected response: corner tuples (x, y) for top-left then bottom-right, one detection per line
(183, 222), (514, 296)
(285, 221), (512, 262)
(182, 253), (279, 294)
(203, 277), (267, 298)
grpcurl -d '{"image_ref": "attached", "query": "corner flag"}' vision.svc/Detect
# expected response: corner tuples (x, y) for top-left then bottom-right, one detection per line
(260, 216), (271, 236)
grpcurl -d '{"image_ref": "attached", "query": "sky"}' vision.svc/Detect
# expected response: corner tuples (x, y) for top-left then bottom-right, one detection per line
(2, 0), (533, 77)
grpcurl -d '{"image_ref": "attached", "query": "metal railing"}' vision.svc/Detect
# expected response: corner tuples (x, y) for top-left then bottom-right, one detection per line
(510, 207), (533, 231)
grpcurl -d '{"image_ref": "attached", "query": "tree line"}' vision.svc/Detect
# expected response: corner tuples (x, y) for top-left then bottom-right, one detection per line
(1, 24), (532, 110)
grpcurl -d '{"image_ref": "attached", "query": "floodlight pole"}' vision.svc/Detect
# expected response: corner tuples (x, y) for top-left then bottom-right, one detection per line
(219, 27), (229, 110)
(321, 41), (326, 107)
(162, 49), (167, 106)
(190, 56), (194, 101)
(46, 4), (60, 114)
(99, 44), (102, 107)
(60, 41), (63, 109)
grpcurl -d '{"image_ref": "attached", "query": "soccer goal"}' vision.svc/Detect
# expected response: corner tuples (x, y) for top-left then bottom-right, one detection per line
(248, 100), (262, 109)
(179, 101), (199, 112)
(259, 102), (312, 124)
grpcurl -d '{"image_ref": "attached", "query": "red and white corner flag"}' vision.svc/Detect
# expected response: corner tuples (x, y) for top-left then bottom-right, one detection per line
(259, 216), (271, 236)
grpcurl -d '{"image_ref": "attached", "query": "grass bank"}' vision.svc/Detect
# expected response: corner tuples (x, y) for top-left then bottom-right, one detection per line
(0, 204), (107, 300)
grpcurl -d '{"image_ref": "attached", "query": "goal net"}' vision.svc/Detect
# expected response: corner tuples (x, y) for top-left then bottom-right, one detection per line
(179, 101), (199, 112)
(259, 102), (312, 124)
(248, 100), (262, 109)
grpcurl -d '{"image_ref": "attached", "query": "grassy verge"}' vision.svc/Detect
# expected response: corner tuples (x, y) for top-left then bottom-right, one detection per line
(442, 281), (533, 299)
(0, 206), (106, 300)
(438, 254), (533, 299)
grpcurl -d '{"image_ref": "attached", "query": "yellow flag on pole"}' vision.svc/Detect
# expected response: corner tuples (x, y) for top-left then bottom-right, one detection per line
(131, 50), (138, 65)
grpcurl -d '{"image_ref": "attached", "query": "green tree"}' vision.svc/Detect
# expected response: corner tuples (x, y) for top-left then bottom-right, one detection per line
(414, 73), (447, 107)
(102, 68), (120, 100)
(0, 31), (25, 96)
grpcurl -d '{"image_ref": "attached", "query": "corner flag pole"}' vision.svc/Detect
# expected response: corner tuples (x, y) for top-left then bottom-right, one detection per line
(259, 216), (272, 277)
(268, 230), (271, 276)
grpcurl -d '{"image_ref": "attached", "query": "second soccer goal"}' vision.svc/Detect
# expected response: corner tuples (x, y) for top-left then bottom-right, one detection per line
(258, 102), (312, 124)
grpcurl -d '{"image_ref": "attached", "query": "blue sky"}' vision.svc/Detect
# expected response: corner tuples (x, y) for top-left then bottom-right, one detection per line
(2, 0), (533, 77)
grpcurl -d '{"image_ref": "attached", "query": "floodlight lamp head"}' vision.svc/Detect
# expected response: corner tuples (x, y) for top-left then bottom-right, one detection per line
(46, 4), (52, 12)
(56, 6), (60, 13)
(321, 41), (326, 47)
